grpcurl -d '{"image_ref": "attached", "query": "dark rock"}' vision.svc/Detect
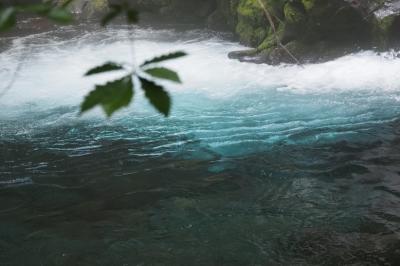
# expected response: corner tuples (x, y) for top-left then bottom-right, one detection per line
(230, 0), (400, 65)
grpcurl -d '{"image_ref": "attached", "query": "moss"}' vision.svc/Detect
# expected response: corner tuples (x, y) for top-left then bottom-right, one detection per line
(237, 0), (264, 25)
(253, 27), (268, 43)
(301, 0), (315, 11)
(302, 0), (331, 18)
(257, 22), (285, 51)
(372, 16), (392, 47)
(373, 14), (400, 48)
(236, 0), (268, 46)
(257, 34), (275, 51)
(91, 0), (108, 11)
(377, 15), (396, 33)
(236, 21), (267, 46)
(284, 1), (306, 24)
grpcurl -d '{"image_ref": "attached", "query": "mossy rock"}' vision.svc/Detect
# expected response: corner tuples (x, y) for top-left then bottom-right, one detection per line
(374, 13), (400, 48)
(284, 1), (306, 24)
(372, 15), (394, 47)
(257, 22), (285, 51)
(257, 33), (276, 51)
(301, 0), (316, 11)
(236, 0), (269, 46)
(236, 21), (268, 46)
(237, 0), (265, 25)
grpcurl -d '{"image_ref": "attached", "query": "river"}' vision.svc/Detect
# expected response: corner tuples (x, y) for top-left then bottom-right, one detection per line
(1, 25), (400, 265)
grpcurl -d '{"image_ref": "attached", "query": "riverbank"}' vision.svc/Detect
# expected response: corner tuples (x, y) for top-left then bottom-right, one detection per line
(3, 0), (400, 64)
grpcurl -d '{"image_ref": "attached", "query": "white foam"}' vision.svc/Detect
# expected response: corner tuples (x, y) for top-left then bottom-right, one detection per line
(1, 28), (400, 112)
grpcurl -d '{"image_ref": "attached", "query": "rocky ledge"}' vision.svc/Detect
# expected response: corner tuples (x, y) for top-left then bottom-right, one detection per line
(7, 0), (400, 64)
(228, 0), (400, 64)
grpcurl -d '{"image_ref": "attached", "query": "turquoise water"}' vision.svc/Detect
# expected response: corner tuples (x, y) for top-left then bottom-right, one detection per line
(2, 26), (400, 265)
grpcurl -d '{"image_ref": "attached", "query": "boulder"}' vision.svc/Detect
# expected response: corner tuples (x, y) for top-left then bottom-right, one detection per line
(230, 0), (400, 64)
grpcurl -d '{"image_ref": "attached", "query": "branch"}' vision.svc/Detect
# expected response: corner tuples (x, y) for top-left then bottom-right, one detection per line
(256, 0), (302, 65)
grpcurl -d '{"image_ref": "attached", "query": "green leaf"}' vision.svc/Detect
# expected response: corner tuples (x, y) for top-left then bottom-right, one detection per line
(81, 76), (134, 117)
(85, 62), (124, 76)
(101, 5), (122, 26)
(144, 67), (181, 83)
(140, 51), (187, 67)
(46, 7), (73, 24)
(126, 8), (138, 24)
(139, 77), (171, 117)
(0, 7), (16, 31)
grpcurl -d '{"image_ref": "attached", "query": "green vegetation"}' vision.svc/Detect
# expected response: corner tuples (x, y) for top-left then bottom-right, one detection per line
(236, 0), (267, 46)
(82, 51), (186, 117)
